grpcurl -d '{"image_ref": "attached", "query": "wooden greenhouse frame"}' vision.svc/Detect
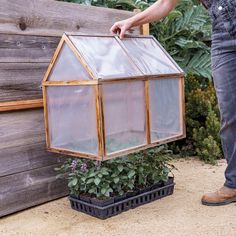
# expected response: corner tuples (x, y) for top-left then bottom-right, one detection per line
(42, 33), (186, 161)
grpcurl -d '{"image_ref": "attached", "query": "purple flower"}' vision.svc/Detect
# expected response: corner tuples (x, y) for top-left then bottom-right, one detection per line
(80, 163), (88, 173)
(95, 160), (101, 168)
(71, 160), (77, 172)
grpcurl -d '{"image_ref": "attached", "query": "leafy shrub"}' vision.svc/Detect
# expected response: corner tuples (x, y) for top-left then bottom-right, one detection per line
(170, 75), (222, 164)
(55, 146), (174, 199)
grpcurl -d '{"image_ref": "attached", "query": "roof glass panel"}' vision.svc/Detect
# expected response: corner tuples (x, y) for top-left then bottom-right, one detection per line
(121, 37), (181, 75)
(69, 36), (143, 79)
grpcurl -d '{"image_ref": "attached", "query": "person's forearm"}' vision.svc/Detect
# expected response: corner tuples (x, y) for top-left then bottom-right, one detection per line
(129, 0), (177, 27)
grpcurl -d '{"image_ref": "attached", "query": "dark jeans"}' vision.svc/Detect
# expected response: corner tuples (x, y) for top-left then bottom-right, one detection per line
(211, 18), (236, 188)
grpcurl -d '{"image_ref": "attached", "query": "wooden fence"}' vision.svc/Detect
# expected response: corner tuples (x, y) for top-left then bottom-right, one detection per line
(0, 0), (147, 217)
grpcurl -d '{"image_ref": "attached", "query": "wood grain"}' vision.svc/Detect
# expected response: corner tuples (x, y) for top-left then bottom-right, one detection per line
(0, 163), (68, 217)
(0, 63), (47, 102)
(0, 34), (59, 63)
(0, 99), (43, 112)
(0, 0), (139, 37)
(0, 109), (64, 177)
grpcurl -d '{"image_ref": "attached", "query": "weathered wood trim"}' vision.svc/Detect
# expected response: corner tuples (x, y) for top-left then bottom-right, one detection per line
(0, 99), (43, 112)
(0, 0), (139, 37)
(0, 108), (64, 177)
(0, 62), (47, 102)
(0, 163), (68, 218)
(0, 34), (59, 63)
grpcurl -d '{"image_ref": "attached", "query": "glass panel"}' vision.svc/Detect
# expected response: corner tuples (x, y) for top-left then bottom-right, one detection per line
(47, 86), (98, 155)
(122, 38), (180, 74)
(149, 78), (181, 142)
(69, 36), (142, 79)
(48, 43), (92, 81)
(102, 81), (146, 154)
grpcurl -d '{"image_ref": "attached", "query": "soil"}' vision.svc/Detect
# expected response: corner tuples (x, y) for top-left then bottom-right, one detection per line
(1, 157), (236, 236)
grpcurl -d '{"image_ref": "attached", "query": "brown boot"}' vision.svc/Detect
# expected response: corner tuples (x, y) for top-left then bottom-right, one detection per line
(202, 186), (236, 206)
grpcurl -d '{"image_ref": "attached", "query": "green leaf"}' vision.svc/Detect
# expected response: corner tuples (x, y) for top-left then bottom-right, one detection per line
(87, 178), (94, 184)
(117, 165), (124, 172)
(68, 178), (78, 187)
(128, 170), (135, 179)
(94, 177), (101, 186)
(113, 177), (119, 184)
(88, 188), (96, 194)
(88, 172), (96, 178)
(101, 188), (107, 195)
(101, 168), (109, 175)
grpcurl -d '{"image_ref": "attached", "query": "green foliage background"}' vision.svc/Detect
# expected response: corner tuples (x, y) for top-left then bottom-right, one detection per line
(58, 0), (222, 164)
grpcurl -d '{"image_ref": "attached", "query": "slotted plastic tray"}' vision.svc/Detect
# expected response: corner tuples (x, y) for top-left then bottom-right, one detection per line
(69, 177), (175, 219)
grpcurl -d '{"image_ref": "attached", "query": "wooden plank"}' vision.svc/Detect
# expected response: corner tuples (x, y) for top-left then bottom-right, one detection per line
(0, 99), (43, 112)
(0, 109), (63, 177)
(0, 164), (68, 218)
(0, 0), (139, 37)
(0, 63), (47, 102)
(0, 34), (59, 63)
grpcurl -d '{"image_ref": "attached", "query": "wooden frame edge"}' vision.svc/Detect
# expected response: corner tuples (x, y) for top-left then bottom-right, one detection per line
(99, 85), (107, 159)
(42, 86), (51, 148)
(43, 80), (98, 86)
(145, 80), (151, 144)
(48, 147), (99, 160)
(104, 133), (185, 160)
(0, 99), (43, 112)
(64, 34), (98, 80)
(42, 35), (66, 83)
(95, 85), (104, 161)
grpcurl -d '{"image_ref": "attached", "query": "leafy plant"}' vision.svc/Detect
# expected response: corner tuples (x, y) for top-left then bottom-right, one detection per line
(170, 74), (222, 164)
(55, 146), (173, 199)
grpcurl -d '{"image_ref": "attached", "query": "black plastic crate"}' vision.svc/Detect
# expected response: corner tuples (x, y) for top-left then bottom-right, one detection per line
(68, 178), (175, 219)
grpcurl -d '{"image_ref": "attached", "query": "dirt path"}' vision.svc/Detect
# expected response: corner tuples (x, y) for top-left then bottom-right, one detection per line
(1, 157), (236, 236)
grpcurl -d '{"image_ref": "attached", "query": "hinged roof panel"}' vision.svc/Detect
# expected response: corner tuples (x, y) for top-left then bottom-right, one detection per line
(45, 33), (183, 82)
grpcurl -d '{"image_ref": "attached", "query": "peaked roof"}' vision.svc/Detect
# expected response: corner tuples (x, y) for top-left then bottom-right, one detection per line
(45, 33), (184, 82)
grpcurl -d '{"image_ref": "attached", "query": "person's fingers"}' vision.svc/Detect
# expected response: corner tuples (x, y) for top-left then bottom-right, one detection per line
(119, 27), (126, 39)
(110, 23), (120, 34)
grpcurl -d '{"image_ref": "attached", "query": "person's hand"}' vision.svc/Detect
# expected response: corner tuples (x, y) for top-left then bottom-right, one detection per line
(110, 19), (133, 39)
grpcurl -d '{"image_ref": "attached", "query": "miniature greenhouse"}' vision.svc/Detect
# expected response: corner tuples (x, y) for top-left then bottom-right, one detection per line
(42, 33), (185, 161)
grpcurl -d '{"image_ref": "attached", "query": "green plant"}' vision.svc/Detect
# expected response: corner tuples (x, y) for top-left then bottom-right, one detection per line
(55, 146), (173, 199)
(170, 74), (222, 164)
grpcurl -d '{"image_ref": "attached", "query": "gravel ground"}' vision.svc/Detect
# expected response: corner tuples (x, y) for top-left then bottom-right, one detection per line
(1, 157), (236, 236)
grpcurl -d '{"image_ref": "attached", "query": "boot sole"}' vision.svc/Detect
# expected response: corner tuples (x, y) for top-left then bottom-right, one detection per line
(202, 197), (236, 206)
